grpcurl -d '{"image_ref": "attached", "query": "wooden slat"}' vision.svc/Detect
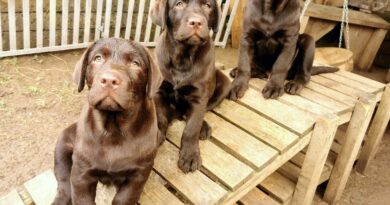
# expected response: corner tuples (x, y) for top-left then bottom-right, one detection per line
(357, 29), (387, 70)
(0, 190), (24, 205)
(24, 170), (57, 205)
(124, 0), (136, 39)
(144, 0), (156, 42)
(36, 0), (43, 47)
(103, 0), (112, 38)
(166, 120), (253, 190)
(49, 0), (56, 46)
(205, 112), (278, 170)
(22, 0), (30, 49)
(321, 73), (381, 94)
(278, 162), (301, 183)
(259, 172), (295, 203)
(135, 0), (146, 42)
(214, 0), (231, 42)
(114, 0), (124, 38)
(238, 88), (316, 136)
(222, 0), (240, 47)
(72, 0), (81, 44)
(311, 75), (367, 98)
(305, 81), (357, 106)
(0, 3), (2, 51)
(214, 100), (299, 153)
(250, 79), (335, 116)
(336, 70), (385, 90)
(239, 188), (280, 205)
(83, 0), (92, 43)
(8, 0), (17, 50)
(61, 0), (69, 45)
(94, 0), (104, 40)
(153, 142), (227, 205)
(304, 18), (337, 41)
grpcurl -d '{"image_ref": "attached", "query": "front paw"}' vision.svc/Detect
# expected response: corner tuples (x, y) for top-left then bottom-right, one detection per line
(229, 80), (249, 100)
(199, 121), (212, 140)
(285, 81), (303, 95)
(178, 146), (202, 173)
(262, 82), (284, 99)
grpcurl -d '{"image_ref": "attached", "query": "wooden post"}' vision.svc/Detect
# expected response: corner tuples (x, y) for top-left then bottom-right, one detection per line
(356, 84), (390, 173)
(324, 95), (377, 204)
(291, 114), (339, 205)
(231, 0), (246, 48)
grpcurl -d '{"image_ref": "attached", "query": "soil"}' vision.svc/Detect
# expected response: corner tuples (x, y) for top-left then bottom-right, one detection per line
(0, 48), (389, 204)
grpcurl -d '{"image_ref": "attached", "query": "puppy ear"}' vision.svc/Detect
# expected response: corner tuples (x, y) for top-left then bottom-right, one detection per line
(150, 0), (169, 30)
(211, 1), (222, 33)
(73, 44), (94, 92)
(146, 51), (162, 99)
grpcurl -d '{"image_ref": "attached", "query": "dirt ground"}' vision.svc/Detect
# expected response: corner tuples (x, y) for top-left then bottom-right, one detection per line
(0, 48), (389, 204)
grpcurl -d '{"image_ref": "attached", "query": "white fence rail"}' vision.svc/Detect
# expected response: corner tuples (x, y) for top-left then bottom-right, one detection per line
(0, 0), (239, 58)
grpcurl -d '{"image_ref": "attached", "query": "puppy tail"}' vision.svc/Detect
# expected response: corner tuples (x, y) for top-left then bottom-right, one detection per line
(311, 66), (339, 75)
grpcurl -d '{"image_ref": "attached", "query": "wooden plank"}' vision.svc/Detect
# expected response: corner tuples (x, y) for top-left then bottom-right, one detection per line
(347, 25), (373, 69)
(231, 0), (246, 48)
(0, 3), (2, 51)
(144, 0), (156, 42)
(300, 16), (310, 34)
(103, 0), (112, 38)
(250, 79), (335, 116)
(291, 114), (339, 205)
(83, 0), (92, 43)
(125, 0), (136, 40)
(22, 0), (30, 49)
(8, 0), (17, 50)
(335, 70), (385, 90)
(49, 0), (56, 47)
(153, 142), (227, 205)
(24, 170), (57, 205)
(213, 100), (299, 153)
(239, 188), (280, 205)
(358, 29), (388, 70)
(239, 87), (316, 136)
(259, 172), (295, 203)
(135, 0), (146, 42)
(299, 88), (352, 114)
(222, 0), (240, 47)
(166, 120), (254, 190)
(0, 190), (24, 205)
(321, 73), (381, 93)
(278, 162), (301, 183)
(36, 0), (43, 47)
(305, 81), (357, 106)
(205, 112), (278, 170)
(356, 85), (390, 173)
(324, 97), (377, 204)
(94, 0), (104, 40)
(215, 0), (231, 42)
(72, 0), (81, 44)
(114, 0), (124, 38)
(304, 18), (337, 41)
(311, 75), (366, 98)
(61, 0), (69, 45)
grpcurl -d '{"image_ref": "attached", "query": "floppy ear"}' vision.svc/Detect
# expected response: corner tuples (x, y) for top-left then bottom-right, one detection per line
(73, 45), (94, 92)
(211, 1), (222, 33)
(150, 0), (169, 30)
(145, 51), (163, 99)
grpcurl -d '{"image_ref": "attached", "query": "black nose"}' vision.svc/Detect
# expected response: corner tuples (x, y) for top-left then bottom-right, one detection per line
(188, 16), (203, 28)
(100, 73), (121, 88)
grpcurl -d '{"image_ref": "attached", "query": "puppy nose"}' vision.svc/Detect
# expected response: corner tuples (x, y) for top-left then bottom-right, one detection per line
(100, 73), (121, 88)
(188, 16), (203, 28)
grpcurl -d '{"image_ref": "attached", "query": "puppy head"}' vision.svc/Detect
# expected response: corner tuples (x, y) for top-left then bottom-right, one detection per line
(151, 0), (221, 45)
(73, 38), (162, 111)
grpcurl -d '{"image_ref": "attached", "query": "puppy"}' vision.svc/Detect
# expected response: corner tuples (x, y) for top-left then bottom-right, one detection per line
(150, 0), (231, 173)
(52, 38), (161, 205)
(229, 0), (338, 100)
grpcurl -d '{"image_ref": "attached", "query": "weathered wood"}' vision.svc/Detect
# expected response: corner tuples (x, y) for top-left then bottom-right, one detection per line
(305, 81), (357, 106)
(83, 0), (92, 43)
(213, 100), (300, 153)
(114, 0), (124, 38)
(311, 75), (366, 98)
(335, 70), (385, 90)
(231, 0), (246, 48)
(72, 0), (81, 44)
(205, 112), (278, 170)
(135, 0), (146, 42)
(259, 172), (295, 203)
(124, 0), (135, 40)
(61, 0), (69, 45)
(24, 170), (57, 205)
(0, 3), (2, 51)
(304, 18), (337, 41)
(215, 0), (231, 43)
(7, 0), (16, 50)
(300, 16), (310, 34)
(94, 0), (103, 40)
(221, 0), (240, 47)
(357, 29), (388, 70)
(22, 0), (30, 49)
(356, 84), (390, 173)
(144, 0), (156, 42)
(239, 188), (280, 205)
(153, 142), (227, 205)
(291, 115), (338, 205)
(103, 0), (112, 38)
(49, 0), (56, 46)
(324, 97), (377, 204)
(0, 190), (24, 205)
(166, 120), (254, 190)
(321, 73), (381, 94)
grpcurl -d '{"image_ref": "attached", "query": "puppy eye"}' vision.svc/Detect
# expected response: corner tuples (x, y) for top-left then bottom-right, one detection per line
(204, 3), (211, 9)
(176, 1), (184, 8)
(94, 55), (103, 62)
(131, 61), (140, 67)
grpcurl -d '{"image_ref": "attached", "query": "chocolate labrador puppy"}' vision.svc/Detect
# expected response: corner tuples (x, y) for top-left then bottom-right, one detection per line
(229, 0), (338, 100)
(151, 0), (230, 173)
(52, 38), (161, 205)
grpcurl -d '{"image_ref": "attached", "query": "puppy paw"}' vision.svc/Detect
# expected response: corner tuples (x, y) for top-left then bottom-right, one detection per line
(229, 67), (239, 78)
(262, 82), (284, 99)
(284, 81), (303, 95)
(229, 80), (249, 100)
(199, 121), (212, 140)
(178, 147), (202, 173)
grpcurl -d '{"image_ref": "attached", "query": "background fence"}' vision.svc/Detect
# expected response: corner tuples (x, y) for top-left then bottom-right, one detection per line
(0, 0), (239, 58)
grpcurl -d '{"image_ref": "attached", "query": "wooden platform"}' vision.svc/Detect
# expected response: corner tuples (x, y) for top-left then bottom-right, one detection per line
(1, 69), (387, 205)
